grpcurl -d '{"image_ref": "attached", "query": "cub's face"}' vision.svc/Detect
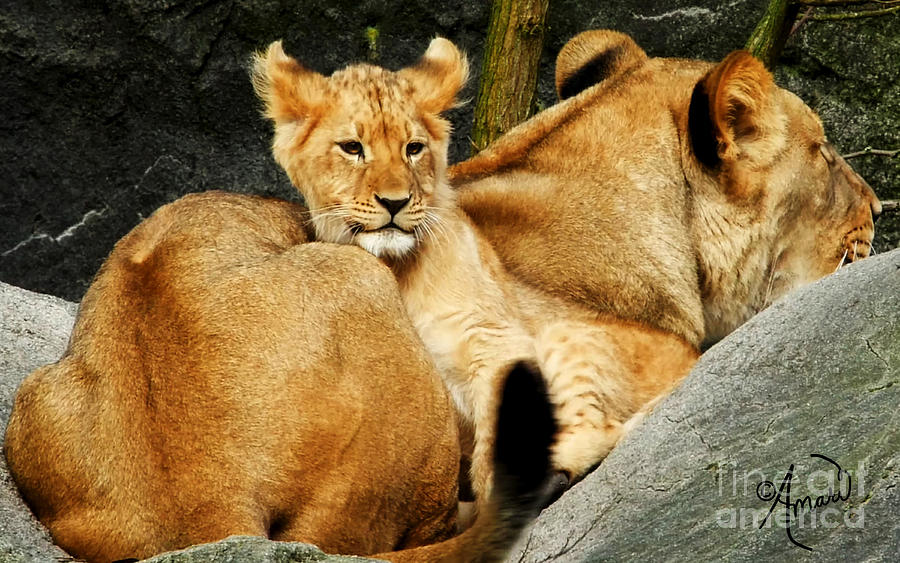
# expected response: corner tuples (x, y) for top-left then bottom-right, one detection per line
(276, 68), (452, 260)
(253, 39), (468, 259)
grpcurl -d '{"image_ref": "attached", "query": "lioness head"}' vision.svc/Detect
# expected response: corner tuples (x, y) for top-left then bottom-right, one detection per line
(686, 53), (881, 341)
(252, 38), (468, 260)
(554, 31), (883, 342)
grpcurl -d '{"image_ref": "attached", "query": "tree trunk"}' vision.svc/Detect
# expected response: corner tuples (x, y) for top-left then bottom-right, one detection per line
(745, 0), (801, 69)
(470, 0), (550, 155)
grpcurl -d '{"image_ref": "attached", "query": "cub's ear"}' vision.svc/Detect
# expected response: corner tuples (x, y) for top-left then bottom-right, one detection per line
(555, 30), (647, 100)
(399, 37), (469, 114)
(251, 41), (327, 123)
(688, 50), (786, 170)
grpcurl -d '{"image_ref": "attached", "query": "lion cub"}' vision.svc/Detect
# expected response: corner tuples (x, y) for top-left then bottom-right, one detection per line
(252, 39), (542, 501)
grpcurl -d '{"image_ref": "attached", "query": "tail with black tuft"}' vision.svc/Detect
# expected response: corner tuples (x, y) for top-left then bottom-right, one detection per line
(375, 361), (558, 562)
(487, 360), (558, 553)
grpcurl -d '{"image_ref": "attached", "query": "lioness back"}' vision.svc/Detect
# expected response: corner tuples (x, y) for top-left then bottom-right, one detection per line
(454, 30), (880, 348)
(5, 191), (463, 561)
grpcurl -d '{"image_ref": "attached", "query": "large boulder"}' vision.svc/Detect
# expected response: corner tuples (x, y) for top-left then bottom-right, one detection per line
(1, 1), (897, 301)
(140, 535), (366, 563)
(510, 248), (900, 561)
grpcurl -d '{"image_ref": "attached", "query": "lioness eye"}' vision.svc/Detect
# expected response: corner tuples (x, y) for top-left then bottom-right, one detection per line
(406, 142), (425, 157)
(339, 141), (363, 156)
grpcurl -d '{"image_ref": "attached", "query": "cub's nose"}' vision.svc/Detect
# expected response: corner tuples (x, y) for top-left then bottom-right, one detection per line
(375, 195), (411, 217)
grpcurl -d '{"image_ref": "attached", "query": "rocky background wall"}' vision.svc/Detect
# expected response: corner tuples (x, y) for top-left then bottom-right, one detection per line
(1, 0), (898, 301)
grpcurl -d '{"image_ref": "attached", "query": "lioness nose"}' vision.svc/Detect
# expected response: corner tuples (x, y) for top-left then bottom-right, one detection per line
(375, 195), (410, 217)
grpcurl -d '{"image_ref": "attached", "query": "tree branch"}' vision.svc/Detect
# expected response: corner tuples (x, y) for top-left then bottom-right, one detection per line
(805, 5), (900, 18)
(794, 0), (899, 5)
(842, 147), (900, 159)
(790, 6), (816, 35)
(746, 0), (802, 68)
(880, 200), (898, 213)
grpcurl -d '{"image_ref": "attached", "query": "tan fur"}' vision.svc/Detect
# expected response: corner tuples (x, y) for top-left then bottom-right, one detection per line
(555, 30), (647, 99)
(5, 188), (556, 562)
(451, 31), (880, 478)
(5, 192), (465, 561)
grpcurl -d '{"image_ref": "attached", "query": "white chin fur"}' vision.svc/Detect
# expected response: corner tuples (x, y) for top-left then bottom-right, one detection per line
(355, 230), (417, 259)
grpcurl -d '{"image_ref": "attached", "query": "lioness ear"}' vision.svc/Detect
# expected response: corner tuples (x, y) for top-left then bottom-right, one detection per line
(399, 38), (469, 114)
(688, 50), (785, 170)
(555, 30), (647, 100)
(251, 40), (327, 123)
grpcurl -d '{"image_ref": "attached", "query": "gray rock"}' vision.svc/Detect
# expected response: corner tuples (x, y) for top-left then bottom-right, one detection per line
(140, 535), (374, 563)
(0, 282), (75, 562)
(1, 1), (897, 301)
(511, 249), (900, 561)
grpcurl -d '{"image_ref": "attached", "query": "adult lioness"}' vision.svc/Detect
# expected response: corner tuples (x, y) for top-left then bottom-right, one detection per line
(4, 174), (555, 558)
(452, 30), (881, 480)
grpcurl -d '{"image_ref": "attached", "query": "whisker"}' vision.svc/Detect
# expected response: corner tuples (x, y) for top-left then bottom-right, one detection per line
(835, 249), (848, 272)
(308, 206), (358, 244)
(426, 208), (459, 246)
(306, 204), (354, 227)
(307, 210), (347, 222)
(416, 220), (433, 245)
(424, 210), (455, 246)
(418, 211), (437, 241)
(763, 252), (780, 310)
(312, 208), (352, 219)
(419, 213), (440, 245)
(305, 215), (346, 230)
(310, 202), (352, 216)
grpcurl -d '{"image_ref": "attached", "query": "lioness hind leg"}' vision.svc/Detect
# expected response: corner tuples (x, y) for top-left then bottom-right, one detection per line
(47, 508), (266, 563)
(620, 392), (667, 437)
(535, 322), (635, 481)
(535, 320), (698, 482)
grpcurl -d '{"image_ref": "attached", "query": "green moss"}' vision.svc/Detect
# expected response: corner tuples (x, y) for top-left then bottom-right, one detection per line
(364, 26), (379, 62)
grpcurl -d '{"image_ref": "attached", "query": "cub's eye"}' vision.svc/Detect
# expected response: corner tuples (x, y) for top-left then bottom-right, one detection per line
(339, 141), (363, 156)
(406, 142), (425, 157)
